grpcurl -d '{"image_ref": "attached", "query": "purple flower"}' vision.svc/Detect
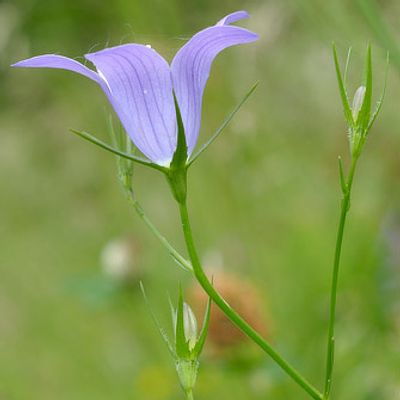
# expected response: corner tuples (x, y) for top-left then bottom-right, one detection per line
(12, 11), (258, 167)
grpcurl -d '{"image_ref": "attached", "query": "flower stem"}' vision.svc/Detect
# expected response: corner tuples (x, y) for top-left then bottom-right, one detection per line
(185, 389), (194, 400)
(323, 155), (359, 399)
(178, 200), (323, 400)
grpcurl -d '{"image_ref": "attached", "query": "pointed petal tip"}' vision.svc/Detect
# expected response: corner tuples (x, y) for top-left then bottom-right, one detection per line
(247, 31), (260, 42)
(10, 56), (49, 68)
(11, 54), (65, 68)
(217, 10), (250, 26)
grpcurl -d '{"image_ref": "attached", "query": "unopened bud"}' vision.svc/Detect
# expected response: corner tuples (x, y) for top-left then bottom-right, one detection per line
(352, 85), (366, 120)
(174, 302), (198, 351)
(183, 303), (198, 351)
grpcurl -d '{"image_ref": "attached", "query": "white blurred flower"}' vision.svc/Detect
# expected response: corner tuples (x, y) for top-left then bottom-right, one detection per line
(100, 235), (141, 283)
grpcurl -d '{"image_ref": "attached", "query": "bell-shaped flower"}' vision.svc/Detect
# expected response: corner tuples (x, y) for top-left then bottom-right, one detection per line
(12, 11), (258, 167)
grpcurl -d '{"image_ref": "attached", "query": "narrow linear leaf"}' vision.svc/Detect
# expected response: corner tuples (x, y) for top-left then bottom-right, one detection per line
(344, 47), (353, 86)
(140, 282), (176, 358)
(332, 44), (354, 129)
(193, 295), (211, 357)
(356, 0), (400, 70)
(127, 195), (193, 273)
(338, 156), (347, 194)
(70, 129), (166, 172)
(368, 52), (389, 132)
(107, 114), (118, 148)
(324, 337), (335, 398)
(188, 82), (259, 165)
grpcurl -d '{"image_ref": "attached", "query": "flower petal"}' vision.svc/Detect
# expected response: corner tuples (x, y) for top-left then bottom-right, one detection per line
(216, 10), (249, 26)
(171, 12), (258, 155)
(85, 44), (177, 165)
(11, 54), (106, 88)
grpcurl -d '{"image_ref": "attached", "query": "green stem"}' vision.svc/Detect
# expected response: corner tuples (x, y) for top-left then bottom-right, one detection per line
(178, 201), (323, 400)
(323, 155), (358, 399)
(125, 190), (192, 272)
(185, 389), (194, 400)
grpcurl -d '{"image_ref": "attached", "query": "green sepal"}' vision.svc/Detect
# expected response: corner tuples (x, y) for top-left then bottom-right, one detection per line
(170, 94), (188, 170)
(175, 285), (191, 359)
(356, 44), (373, 134)
(140, 282), (176, 359)
(166, 95), (188, 204)
(192, 295), (211, 357)
(70, 129), (167, 173)
(332, 44), (355, 131)
(165, 166), (187, 205)
(188, 82), (259, 166)
(367, 51), (389, 132)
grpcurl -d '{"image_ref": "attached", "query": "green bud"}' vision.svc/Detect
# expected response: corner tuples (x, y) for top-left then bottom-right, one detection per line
(142, 285), (210, 399)
(332, 44), (387, 158)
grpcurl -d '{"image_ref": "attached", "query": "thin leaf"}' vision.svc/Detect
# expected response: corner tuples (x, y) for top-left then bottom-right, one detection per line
(168, 294), (176, 329)
(107, 116), (135, 189)
(193, 295), (211, 357)
(188, 82), (259, 166)
(356, 0), (400, 71)
(107, 115), (118, 148)
(338, 156), (347, 194)
(324, 336), (335, 398)
(332, 44), (354, 129)
(175, 285), (190, 359)
(70, 129), (166, 172)
(127, 195), (193, 273)
(140, 282), (176, 358)
(344, 47), (353, 87)
(367, 51), (389, 132)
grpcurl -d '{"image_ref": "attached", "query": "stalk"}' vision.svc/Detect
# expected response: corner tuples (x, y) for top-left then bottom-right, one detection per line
(323, 154), (359, 399)
(178, 200), (323, 400)
(185, 390), (194, 400)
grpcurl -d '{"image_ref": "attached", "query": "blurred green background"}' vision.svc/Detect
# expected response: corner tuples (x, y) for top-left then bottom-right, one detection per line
(1, 0), (400, 399)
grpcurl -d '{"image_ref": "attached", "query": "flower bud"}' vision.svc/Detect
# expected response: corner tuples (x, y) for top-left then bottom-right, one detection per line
(351, 85), (366, 120)
(183, 303), (198, 350)
(174, 302), (198, 351)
